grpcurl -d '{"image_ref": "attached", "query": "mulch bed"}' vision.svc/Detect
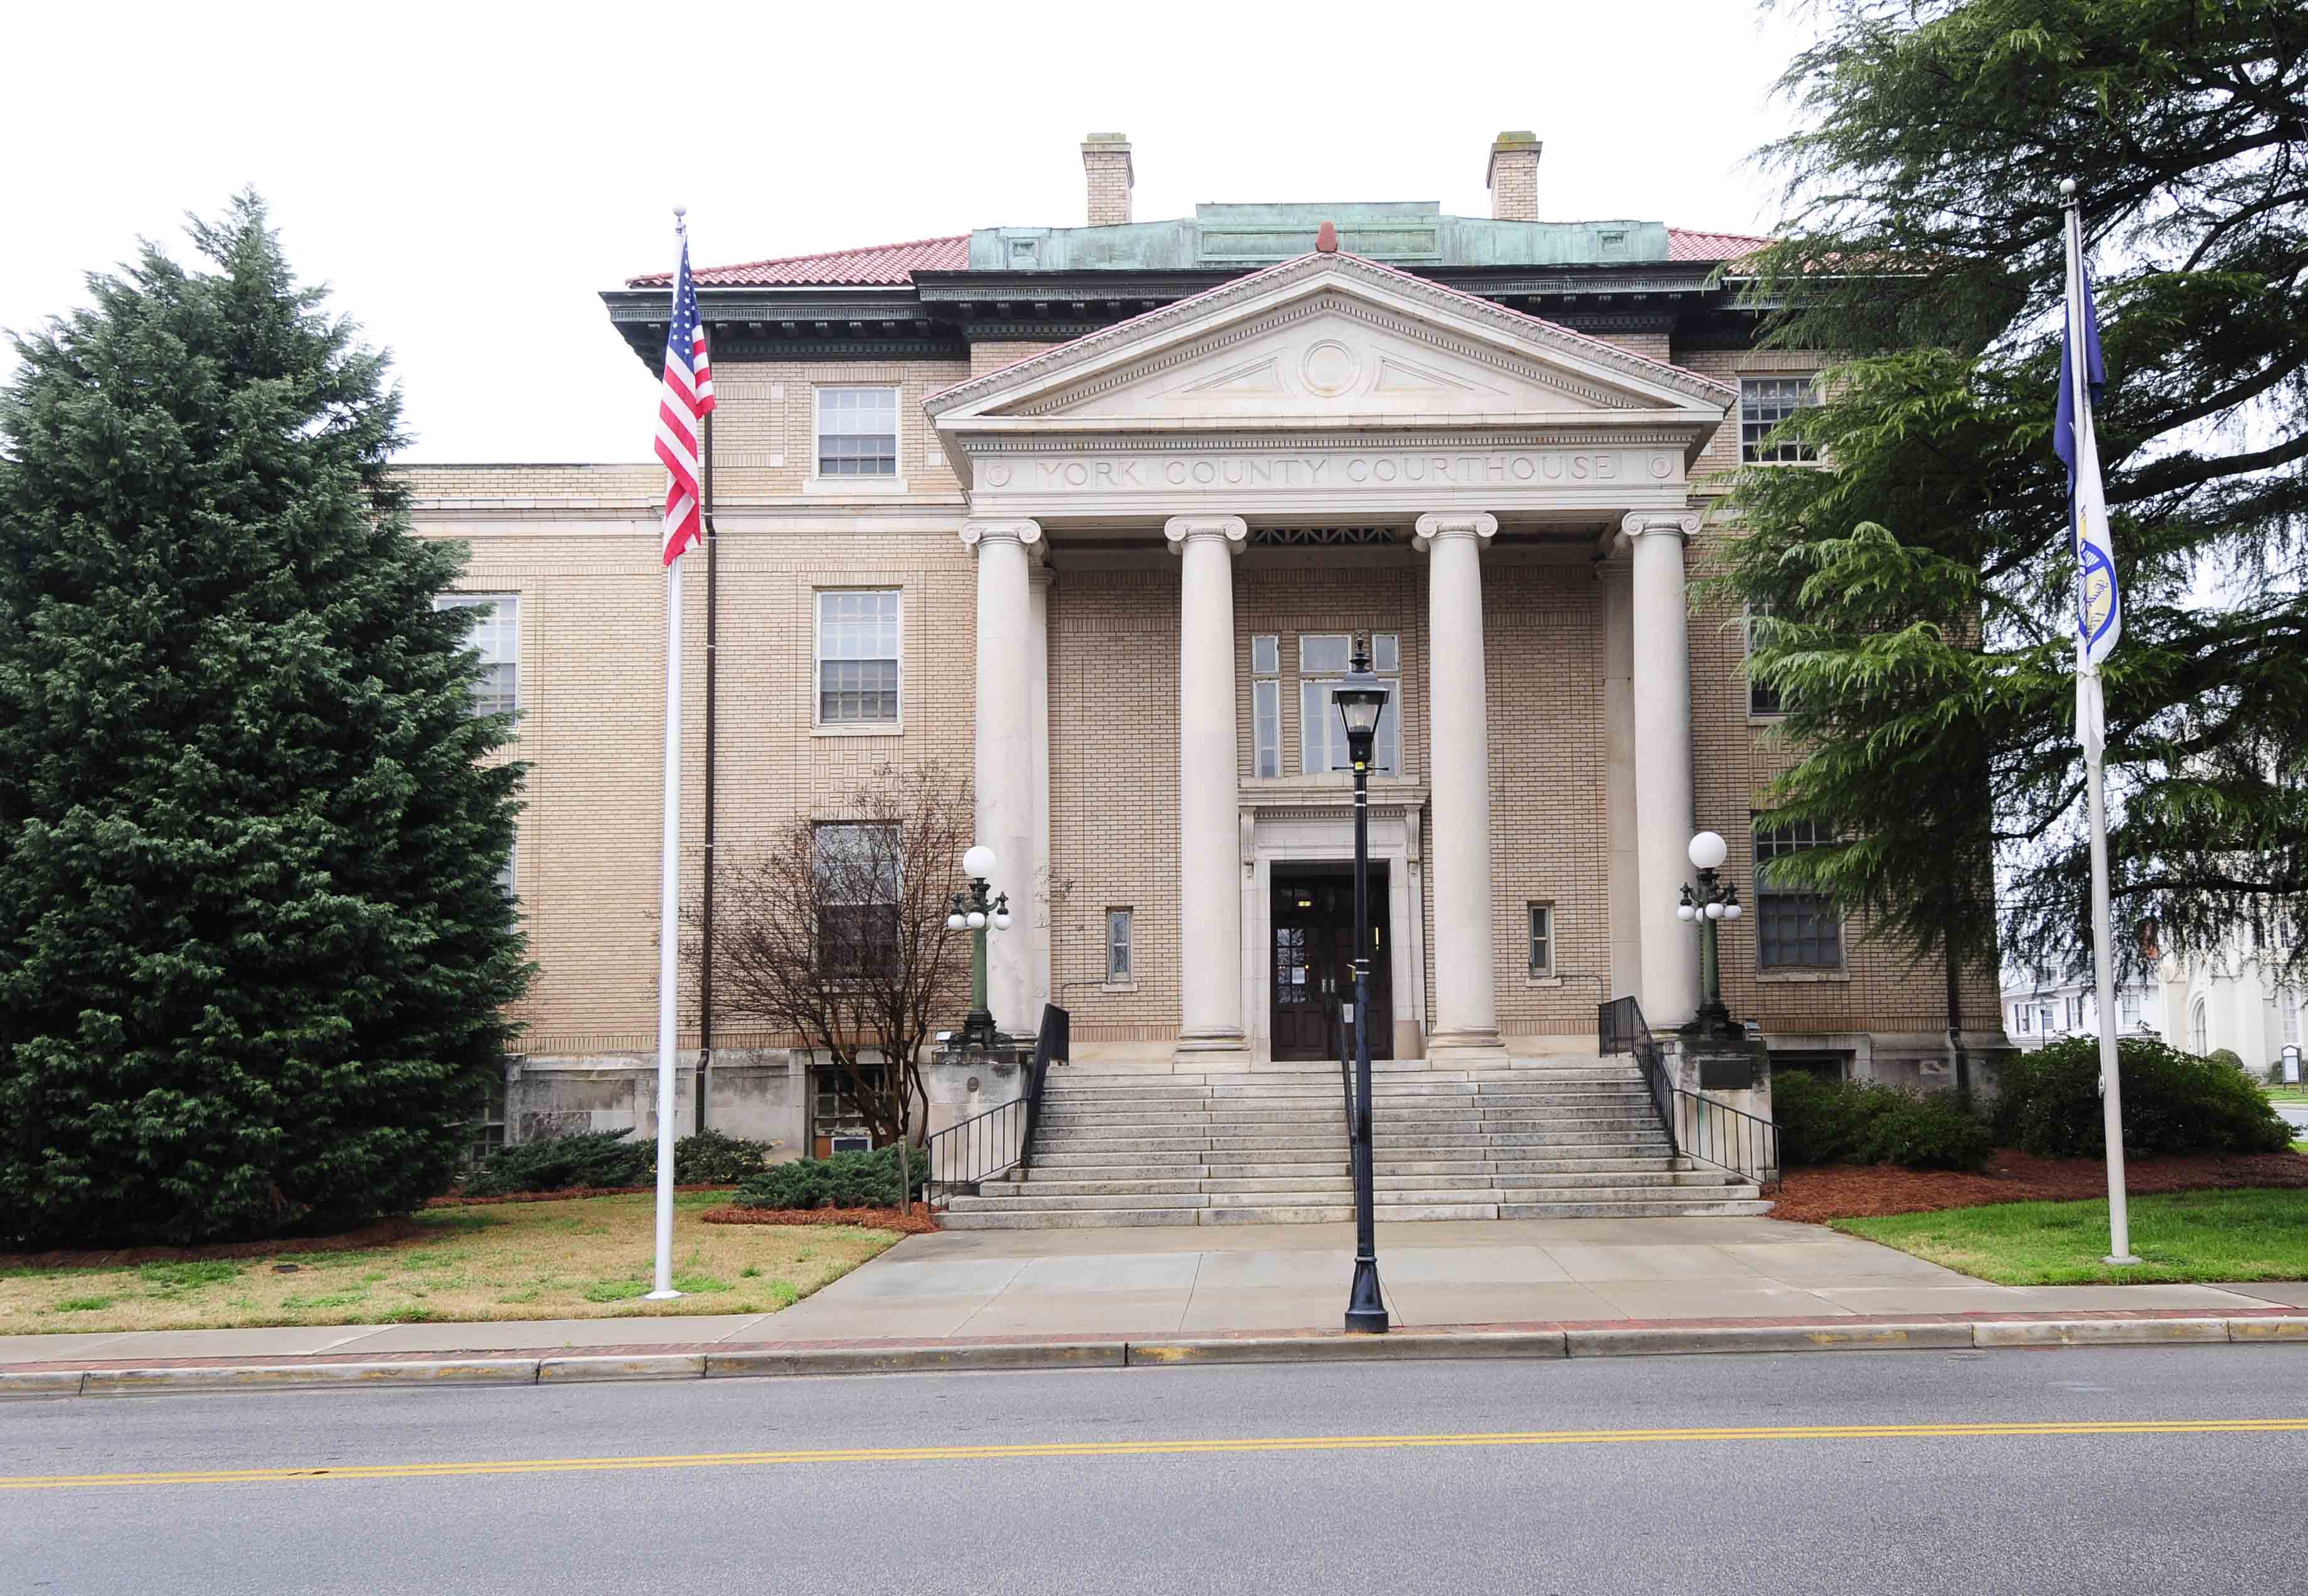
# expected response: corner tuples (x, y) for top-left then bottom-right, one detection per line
(425, 1184), (738, 1208)
(0, 1218), (430, 1273)
(699, 1204), (940, 1235)
(1770, 1147), (2308, 1224)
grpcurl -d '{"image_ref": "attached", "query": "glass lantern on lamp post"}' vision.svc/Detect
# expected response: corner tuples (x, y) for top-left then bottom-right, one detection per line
(1334, 646), (1390, 1335)
(947, 844), (1010, 1052)
(1676, 831), (1743, 1040)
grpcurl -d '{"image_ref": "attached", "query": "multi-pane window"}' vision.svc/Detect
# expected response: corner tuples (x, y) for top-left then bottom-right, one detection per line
(1740, 376), (1819, 464)
(435, 595), (518, 717)
(1755, 820), (1843, 969)
(2282, 991), (2302, 1046)
(1252, 635), (1280, 779)
(816, 590), (900, 724)
(1745, 605), (1784, 716)
(2120, 987), (2143, 1028)
(816, 386), (900, 477)
(2191, 998), (2210, 1055)
(813, 822), (900, 977)
(2067, 994), (2087, 1030)
(2014, 1004), (2032, 1035)
(2036, 1003), (2055, 1035)
(1299, 632), (1401, 776)
(1107, 909), (1132, 983)
(1528, 903), (1554, 977)
(463, 1069), (507, 1168)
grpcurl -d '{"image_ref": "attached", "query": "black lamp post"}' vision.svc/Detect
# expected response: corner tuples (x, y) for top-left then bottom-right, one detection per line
(946, 843), (1011, 1053)
(1335, 645), (1390, 1334)
(1676, 831), (1743, 1040)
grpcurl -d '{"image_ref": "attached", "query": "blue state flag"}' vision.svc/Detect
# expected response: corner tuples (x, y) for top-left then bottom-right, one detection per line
(2055, 252), (2120, 670)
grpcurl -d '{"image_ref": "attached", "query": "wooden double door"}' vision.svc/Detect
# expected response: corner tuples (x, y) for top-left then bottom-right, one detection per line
(1270, 866), (1393, 1061)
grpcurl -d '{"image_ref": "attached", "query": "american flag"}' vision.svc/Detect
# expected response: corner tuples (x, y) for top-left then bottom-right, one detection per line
(654, 231), (716, 565)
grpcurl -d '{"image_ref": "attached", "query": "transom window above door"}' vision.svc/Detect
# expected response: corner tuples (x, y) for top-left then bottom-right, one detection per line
(1299, 632), (1401, 776)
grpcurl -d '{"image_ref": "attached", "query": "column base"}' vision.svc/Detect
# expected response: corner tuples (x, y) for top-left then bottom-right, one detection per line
(1425, 1028), (1509, 1064)
(1173, 1028), (1251, 1070)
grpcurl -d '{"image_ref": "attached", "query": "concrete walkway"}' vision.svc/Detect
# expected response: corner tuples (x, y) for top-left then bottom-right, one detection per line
(755, 1216), (2308, 1339)
(16, 1217), (2304, 1368)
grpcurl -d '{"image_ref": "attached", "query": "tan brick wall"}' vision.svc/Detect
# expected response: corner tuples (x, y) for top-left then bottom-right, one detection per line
(412, 503), (977, 1055)
(1082, 137), (1134, 226)
(1598, 331), (1673, 363)
(1047, 567), (1180, 1040)
(698, 360), (971, 499)
(970, 340), (1068, 379)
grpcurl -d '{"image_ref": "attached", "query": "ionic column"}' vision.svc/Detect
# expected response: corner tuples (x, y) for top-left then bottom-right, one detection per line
(1415, 511), (1506, 1059)
(1623, 511), (1703, 1028)
(960, 518), (1043, 1036)
(1166, 514), (1248, 1060)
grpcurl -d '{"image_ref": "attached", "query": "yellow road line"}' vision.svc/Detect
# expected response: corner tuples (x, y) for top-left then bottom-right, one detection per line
(8, 1418), (2306, 1491)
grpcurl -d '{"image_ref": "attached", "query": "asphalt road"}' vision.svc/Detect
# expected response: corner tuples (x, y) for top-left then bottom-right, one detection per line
(6, 1347), (2306, 1595)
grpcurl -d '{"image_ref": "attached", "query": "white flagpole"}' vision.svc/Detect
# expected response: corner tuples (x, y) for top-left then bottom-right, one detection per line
(646, 211), (689, 1302)
(2063, 182), (2139, 1267)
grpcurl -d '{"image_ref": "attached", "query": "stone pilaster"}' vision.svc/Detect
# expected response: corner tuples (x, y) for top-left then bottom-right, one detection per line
(1622, 510), (1703, 1028)
(1167, 514), (1248, 1061)
(1415, 510), (1507, 1059)
(960, 518), (1044, 1036)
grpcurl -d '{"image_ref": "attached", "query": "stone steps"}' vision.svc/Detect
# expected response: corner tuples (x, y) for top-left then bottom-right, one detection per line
(937, 1056), (1771, 1231)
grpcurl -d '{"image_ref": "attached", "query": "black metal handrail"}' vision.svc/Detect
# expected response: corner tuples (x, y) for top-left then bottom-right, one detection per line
(923, 1003), (1068, 1210)
(1598, 996), (1779, 1193)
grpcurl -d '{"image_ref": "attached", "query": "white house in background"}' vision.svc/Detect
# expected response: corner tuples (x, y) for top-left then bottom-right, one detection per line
(2156, 942), (2305, 1075)
(2000, 973), (2164, 1052)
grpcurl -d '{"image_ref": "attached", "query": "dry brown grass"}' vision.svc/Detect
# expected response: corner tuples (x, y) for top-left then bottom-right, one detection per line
(0, 1193), (899, 1336)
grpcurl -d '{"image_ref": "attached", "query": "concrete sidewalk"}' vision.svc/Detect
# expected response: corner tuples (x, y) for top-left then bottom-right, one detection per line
(8, 1217), (2307, 1372)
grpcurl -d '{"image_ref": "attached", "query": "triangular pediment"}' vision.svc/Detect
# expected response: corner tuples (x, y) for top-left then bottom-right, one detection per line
(926, 250), (1735, 441)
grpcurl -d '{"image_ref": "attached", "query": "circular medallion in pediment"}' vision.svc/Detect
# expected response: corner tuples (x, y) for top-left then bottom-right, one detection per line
(1300, 338), (1362, 397)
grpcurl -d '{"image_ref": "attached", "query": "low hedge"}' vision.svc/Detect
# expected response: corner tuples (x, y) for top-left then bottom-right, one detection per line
(462, 1129), (777, 1197)
(463, 1129), (651, 1196)
(733, 1145), (930, 1211)
(1772, 1071), (1994, 1170)
(1992, 1036), (2293, 1158)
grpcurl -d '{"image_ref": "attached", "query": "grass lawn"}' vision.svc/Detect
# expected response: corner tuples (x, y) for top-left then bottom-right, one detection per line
(0, 1193), (900, 1336)
(2263, 1085), (2308, 1104)
(1836, 1187), (2308, 1285)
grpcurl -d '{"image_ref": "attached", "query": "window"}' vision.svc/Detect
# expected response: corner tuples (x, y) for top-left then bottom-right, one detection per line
(816, 590), (900, 725)
(1755, 820), (1843, 970)
(1740, 376), (1819, 464)
(1744, 605), (1783, 716)
(814, 1065), (890, 1151)
(2067, 994), (2087, 1031)
(2283, 991), (2301, 1046)
(1528, 903), (1554, 978)
(2014, 1004), (2031, 1035)
(2120, 987), (2143, 1028)
(1252, 635), (1280, 778)
(2191, 996), (2210, 1055)
(2036, 1003), (2055, 1035)
(435, 595), (518, 716)
(463, 1069), (508, 1168)
(813, 822), (900, 977)
(816, 386), (899, 477)
(1299, 632), (1401, 776)
(1107, 909), (1133, 983)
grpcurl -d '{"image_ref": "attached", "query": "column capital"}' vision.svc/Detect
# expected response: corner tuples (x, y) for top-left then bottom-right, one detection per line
(1618, 510), (1701, 546)
(1164, 514), (1247, 555)
(960, 518), (1044, 558)
(1412, 511), (1498, 553)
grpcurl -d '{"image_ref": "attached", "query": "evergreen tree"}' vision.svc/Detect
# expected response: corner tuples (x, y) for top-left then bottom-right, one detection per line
(1718, 0), (2308, 987)
(0, 194), (531, 1247)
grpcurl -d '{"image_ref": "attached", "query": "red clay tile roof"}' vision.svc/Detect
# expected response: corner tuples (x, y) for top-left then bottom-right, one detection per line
(1667, 227), (1772, 264)
(627, 235), (969, 288)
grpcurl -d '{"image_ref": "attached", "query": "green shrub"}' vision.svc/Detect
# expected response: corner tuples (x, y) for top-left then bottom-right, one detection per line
(462, 1130), (652, 1197)
(1772, 1071), (1993, 1170)
(2208, 1048), (2247, 1073)
(1992, 1036), (2294, 1158)
(733, 1144), (929, 1211)
(672, 1130), (775, 1185)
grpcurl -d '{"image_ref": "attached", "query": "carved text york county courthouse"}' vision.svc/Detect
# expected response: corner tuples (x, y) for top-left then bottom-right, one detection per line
(410, 133), (2006, 1157)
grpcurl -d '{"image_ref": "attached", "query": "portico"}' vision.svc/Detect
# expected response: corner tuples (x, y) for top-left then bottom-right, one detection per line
(933, 246), (1733, 1065)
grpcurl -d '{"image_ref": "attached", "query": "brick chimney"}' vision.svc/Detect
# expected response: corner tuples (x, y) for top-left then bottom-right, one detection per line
(1487, 131), (1541, 222)
(1082, 132), (1134, 226)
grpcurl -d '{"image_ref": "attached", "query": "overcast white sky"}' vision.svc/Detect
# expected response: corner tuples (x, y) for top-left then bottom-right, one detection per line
(3, 1), (1812, 463)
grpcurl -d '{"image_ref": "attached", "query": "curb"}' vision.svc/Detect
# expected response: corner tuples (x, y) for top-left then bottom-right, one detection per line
(6, 1316), (2304, 1399)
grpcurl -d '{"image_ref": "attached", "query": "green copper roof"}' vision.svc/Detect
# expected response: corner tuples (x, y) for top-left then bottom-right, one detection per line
(969, 203), (1671, 272)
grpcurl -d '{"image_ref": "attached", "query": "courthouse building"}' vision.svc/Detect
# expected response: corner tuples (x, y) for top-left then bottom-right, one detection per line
(409, 132), (2007, 1150)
